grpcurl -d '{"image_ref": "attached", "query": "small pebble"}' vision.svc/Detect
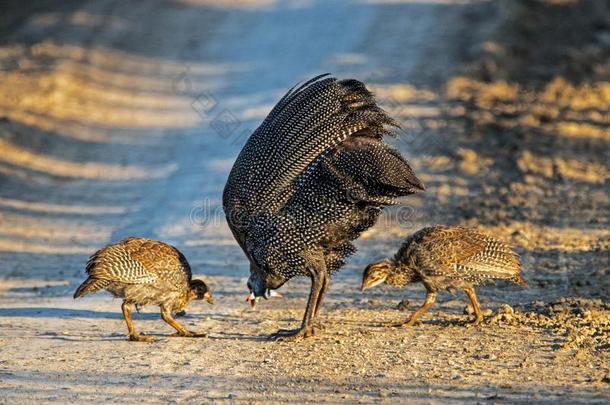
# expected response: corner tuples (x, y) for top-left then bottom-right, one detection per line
(396, 299), (410, 312)
(497, 304), (514, 315)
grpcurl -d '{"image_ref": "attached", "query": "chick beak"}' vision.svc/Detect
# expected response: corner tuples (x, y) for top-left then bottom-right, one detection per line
(205, 293), (215, 305)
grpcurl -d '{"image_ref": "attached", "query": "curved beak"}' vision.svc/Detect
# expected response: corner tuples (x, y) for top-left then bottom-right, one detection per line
(246, 292), (257, 308)
(204, 292), (215, 305)
(361, 276), (385, 292)
(360, 278), (377, 292)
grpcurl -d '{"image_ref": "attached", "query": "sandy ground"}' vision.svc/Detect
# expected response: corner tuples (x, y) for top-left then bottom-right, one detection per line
(0, 0), (609, 403)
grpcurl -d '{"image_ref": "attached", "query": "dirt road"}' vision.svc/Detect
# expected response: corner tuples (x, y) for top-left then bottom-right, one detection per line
(0, 0), (608, 403)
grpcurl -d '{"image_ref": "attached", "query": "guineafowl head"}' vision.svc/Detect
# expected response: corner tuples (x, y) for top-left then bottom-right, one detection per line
(246, 270), (284, 308)
(189, 279), (214, 304)
(361, 259), (396, 291)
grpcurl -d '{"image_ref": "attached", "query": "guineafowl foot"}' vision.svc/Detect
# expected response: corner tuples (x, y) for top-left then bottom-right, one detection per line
(128, 334), (155, 342)
(269, 326), (315, 342)
(170, 331), (207, 338)
(465, 317), (484, 327)
(390, 319), (421, 328)
(311, 321), (326, 330)
(390, 291), (436, 329)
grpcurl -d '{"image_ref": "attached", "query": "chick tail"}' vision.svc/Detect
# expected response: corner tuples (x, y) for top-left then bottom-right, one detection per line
(73, 277), (109, 299)
(514, 273), (527, 287)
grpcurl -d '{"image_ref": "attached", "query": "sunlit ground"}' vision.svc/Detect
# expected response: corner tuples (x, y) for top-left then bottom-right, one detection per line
(0, 0), (608, 402)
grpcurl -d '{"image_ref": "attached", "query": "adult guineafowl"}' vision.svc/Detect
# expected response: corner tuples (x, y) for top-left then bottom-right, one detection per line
(223, 74), (424, 341)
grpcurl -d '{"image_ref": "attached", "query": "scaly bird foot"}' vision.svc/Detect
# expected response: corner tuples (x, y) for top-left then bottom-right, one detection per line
(170, 331), (207, 338)
(389, 319), (420, 328)
(466, 317), (483, 327)
(269, 326), (315, 342)
(128, 334), (155, 342)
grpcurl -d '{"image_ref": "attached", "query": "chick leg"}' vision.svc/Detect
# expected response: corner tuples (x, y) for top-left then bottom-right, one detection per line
(122, 302), (154, 342)
(394, 291), (437, 327)
(271, 264), (327, 342)
(161, 307), (206, 338)
(464, 287), (484, 325)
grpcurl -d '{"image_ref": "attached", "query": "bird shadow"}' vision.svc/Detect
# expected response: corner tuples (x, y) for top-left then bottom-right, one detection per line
(0, 307), (156, 320)
(197, 313), (263, 325)
(207, 332), (269, 342)
(35, 333), (122, 342)
(322, 316), (389, 329)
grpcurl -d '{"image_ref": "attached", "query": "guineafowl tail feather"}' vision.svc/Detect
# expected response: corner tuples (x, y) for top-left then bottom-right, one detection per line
(73, 277), (109, 298)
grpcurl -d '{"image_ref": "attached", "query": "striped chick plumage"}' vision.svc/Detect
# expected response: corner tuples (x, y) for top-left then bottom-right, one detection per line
(362, 226), (524, 326)
(74, 237), (213, 341)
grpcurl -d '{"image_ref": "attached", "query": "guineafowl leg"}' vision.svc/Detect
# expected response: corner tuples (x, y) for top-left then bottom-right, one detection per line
(313, 271), (330, 319)
(394, 291), (437, 327)
(122, 302), (154, 342)
(464, 287), (484, 325)
(271, 268), (327, 342)
(161, 307), (206, 338)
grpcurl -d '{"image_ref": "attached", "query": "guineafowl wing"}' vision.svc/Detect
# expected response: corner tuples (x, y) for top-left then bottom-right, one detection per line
(414, 227), (521, 283)
(85, 239), (158, 285)
(223, 75), (397, 237)
(459, 237), (522, 282)
(412, 227), (488, 278)
(124, 238), (192, 288)
(325, 135), (424, 201)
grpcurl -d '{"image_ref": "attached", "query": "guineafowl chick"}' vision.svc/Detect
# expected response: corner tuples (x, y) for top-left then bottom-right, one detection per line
(361, 226), (524, 326)
(74, 237), (214, 341)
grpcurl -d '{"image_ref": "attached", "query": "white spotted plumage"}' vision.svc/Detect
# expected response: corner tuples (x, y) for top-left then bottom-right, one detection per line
(223, 74), (424, 286)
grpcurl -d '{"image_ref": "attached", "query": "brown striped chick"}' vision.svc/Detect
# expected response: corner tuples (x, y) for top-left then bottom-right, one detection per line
(362, 226), (524, 326)
(74, 237), (213, 341)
